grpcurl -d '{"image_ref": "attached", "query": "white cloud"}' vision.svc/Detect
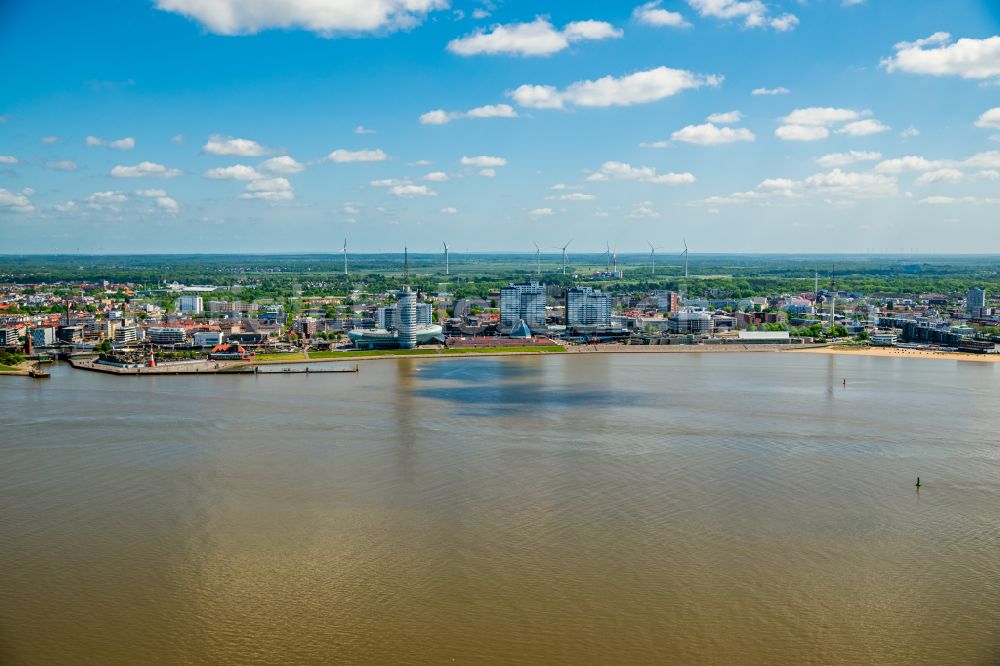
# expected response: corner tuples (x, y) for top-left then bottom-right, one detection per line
(259, 155), (305, 174)
(815, 151), (881, 168)
(204, 164), (262, 180)
(447, 17), (622, 57)
(370, 178), (406, 187)
(686, 0), (798, 31)
(155, 196), (179, 213)
(962, 150), (1000, 168)
(639, 140), (672, 148)
(423, 171), (449, 181)
(153, 0), (448, 36)
(695, 168), (897, 206)
(86, 191), (128, 207)
(461, 155), (507, 167)
(629, 201), (660, 218)
(587, 160), (695, 184)
(775, 125), (829, 141)
(479, 168), (496, 177)
(46, 160), (78, 171)
(510, 66), (721, 109)
(135, 189), (167, 197)
(836, 119), (891, 136)
(202, 134), (270, 156)
(900, 126), (920, 138)
(752, 86), (789, 95)
(440, 207), (458, 214)
(707, 110), (742, 124)
(975, 107), (1000, 129)
(111, 162), (181, 178)
(917, 195), (1000, 205)
(326, 148), (388, 162)
(883, 33), (1000, 79)
(874, 156), (943, 174)
(0, 188), (34, 213)
(171, 134), (185, 144)
(804, 169), (897, 197)
(546, 192), (595, 201)
(781, 107), (861, 126)
(354, 125), (376, 134)
(419, 103), (518, 124)
(86, 135), (135, 150)
(529, 207), (555, 216)
(550, 183), (568, 190)
(409, 159), (433, 166)
(41, 136), (60, 144)
(240, 177), (294, 202)
(0, 155), (17, 164)
(633, 1), (690, 28)
(914, 168), (964, 186)
(390, 184), (436, 197)
(672, 122), (755, 145)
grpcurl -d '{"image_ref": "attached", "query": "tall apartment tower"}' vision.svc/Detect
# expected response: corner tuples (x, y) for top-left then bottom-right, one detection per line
(500, 282), (546, 331)
(566, 287), (612, 328)
(968, 287), (987, 317)
(397, 286), (417, 349)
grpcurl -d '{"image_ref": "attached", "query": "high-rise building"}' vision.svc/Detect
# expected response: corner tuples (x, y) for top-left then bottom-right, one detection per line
(115, 326), (138, 344)
(653, 290), (679, 313)
(31, 327), (56, 347)
(416, 302), (433, 325)
(397, 286), (417, 349)
(500, 282), (546, 331)
(968, 287), (987, 317)
(566, 286), (612, 328)
(178, 295), (204, 314)
(0, 328), (18, 346)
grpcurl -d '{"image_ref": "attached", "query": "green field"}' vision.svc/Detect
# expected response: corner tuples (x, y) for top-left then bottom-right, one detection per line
(254, 346), (565, 362)
(0, 364), (23, 372)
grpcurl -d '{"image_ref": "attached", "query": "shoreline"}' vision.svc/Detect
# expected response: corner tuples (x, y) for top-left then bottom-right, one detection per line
(790, 345), (1000, 363)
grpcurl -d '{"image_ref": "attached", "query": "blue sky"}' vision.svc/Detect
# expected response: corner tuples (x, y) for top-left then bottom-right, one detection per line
(1, 0), (999, 254)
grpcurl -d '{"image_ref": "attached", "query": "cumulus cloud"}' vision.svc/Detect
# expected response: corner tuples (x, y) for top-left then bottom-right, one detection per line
(696, 168), (897, 206)
(686, 0), (798, 31)
(707, 110), (742, 124)
(46, 160), (78, 171)
(752, 86), (790, 95)
(775, 125), (829, 141)
(0, 155), (19, 164)
(882, 33), (1000, 79)
(204, 164), (263, 180)
(240, 177), (294, 202)
(153, 0), (448, 36)
(962, 150), (1000, 168)
(529, 207), (555, 216)
(780, 107), (861, 126)
(917, 195), (1000, 205)
(629, 201), (660, 218)
(587, 161), (695, 184)
(546, 192), (595, 201)
(111, 162), (181, 178)
(423, 171), (449, 181)
(836, 119), (891, 136)
(135, 189), (179, 213)
(354, 125), (376, 134)
(419, 103), (518, 125)
(390, 184), (436, 197)
(259, 155), (305, 173)
(975, 107), (1000, 129)
(86, 135), (135, 150)
(672, 122), (755, 145)
(633, 1), (690, 28)
(914, 168), (964, 186)
(874, 156), (944, 174)
(202, 134), (270, 156)
(41, 136), (60, 144)
(326, 148), (389, 162)
(447, 17), (622, 57)
(461, 155), (507, 167)
(900, 126), (920, 138)
(815, 151), (881, 168)
(86, 191), (128, 208)
(509, 66), (721, 109)
(0, 188), (34, 213)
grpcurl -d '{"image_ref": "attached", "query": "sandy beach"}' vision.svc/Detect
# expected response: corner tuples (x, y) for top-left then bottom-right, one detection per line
(791, 345), (1000, 363)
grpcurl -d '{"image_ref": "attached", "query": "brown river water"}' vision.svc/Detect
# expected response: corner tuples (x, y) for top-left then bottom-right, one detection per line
(2, 353), (999, 664)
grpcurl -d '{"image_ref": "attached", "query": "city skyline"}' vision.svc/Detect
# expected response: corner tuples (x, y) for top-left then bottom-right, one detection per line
(2, 1), (1000, 254)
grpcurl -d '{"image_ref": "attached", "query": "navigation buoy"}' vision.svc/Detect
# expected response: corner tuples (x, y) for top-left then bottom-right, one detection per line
(915, 476), (922, 488)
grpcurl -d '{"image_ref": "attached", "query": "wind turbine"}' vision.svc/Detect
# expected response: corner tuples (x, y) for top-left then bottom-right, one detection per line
(532, 241), (541, 276)
(647, 241), (664, 276)
(342, 238), (348, 276)
(605, 241), (613, 272)
(442, 241), (450, 275)
(558, 239), (572, 275)
(680, 238), (689, 279)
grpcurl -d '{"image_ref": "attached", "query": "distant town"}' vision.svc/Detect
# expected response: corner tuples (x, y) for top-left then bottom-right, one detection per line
(1, 252), (998, 376)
